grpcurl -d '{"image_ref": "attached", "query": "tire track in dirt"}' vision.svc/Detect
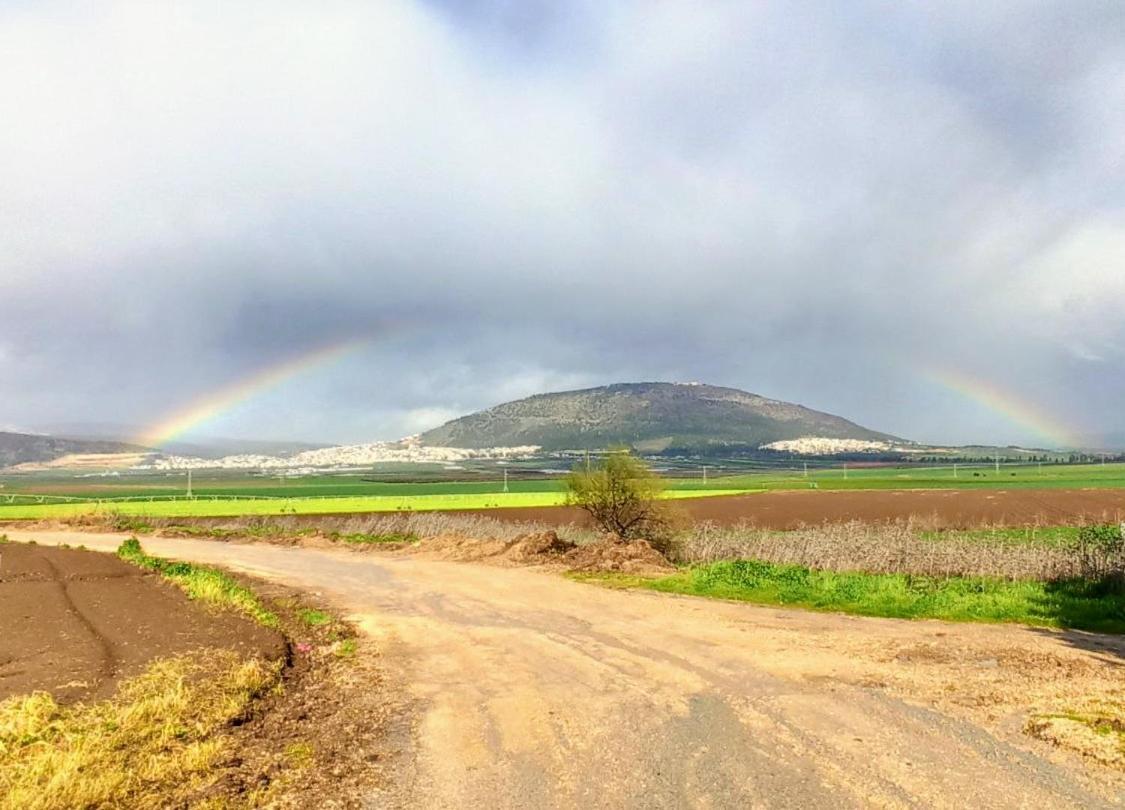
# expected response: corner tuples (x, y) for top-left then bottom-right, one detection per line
(2, 543), (285, 703)
(40, 555), (119, 693)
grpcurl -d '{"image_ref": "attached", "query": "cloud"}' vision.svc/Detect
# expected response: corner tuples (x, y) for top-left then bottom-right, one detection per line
(1, 1), (1124, 446)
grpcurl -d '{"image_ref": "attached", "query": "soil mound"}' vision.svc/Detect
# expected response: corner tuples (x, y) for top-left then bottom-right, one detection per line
(418, 530), (577, 566)
(414, 530), (674, 574)
(0, 542), (285, 703)
(563, 535), (675, 575)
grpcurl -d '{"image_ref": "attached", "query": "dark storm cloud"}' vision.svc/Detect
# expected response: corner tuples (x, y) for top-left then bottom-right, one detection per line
(1, 1), (1123, 446)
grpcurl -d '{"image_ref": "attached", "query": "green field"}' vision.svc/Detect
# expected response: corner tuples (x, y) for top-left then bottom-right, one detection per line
(0, 488), (749, 520)
(729, 461), (1125, 491)
(4, 461), (1125, 498)
(2, 461), (1125, 521)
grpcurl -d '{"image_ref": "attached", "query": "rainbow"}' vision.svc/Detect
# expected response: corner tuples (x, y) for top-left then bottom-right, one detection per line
(922, 367), (1080, 449)
(137, 338), (369, 449)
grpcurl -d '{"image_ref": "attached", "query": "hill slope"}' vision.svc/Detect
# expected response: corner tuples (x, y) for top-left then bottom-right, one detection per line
(419, 382), (898, 452)
(0, 432), (149, 468)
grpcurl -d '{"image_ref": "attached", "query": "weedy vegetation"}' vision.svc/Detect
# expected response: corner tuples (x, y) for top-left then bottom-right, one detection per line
(116, 538), (279, 628)
(329, 530), (418, 545)
(675, 519), (1125, 581)
(298, 608), (332, 627)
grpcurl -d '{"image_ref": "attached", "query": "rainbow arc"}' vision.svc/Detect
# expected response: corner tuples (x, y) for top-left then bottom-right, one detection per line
(922, 367), (1080, 449)
(137, 338), (369, 449)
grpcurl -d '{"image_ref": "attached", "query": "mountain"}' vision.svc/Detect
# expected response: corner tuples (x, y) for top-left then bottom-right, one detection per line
(0, 431), (149, 468)
(419, 382), (899, 452)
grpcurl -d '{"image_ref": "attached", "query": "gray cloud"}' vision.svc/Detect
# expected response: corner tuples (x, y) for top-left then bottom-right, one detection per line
(2, 0), (1123, 447)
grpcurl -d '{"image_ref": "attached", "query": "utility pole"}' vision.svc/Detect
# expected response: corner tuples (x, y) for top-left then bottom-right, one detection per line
(994, 455), (1000, 474)
(702, 465), (708, 484)
(186, 470), (193, 499)
(502, 468), (509, 493)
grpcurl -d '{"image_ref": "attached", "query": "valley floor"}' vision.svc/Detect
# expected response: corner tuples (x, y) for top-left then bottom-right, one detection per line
(6, 529), (1124, 808)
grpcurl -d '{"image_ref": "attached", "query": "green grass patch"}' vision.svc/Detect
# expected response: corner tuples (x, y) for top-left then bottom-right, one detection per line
(116, 538), (279, 628)
(600, 560), (1125, 633)
(297, 608), (332, 627)
(921, 526), (1081, 547)
(330, 531), (418, 545)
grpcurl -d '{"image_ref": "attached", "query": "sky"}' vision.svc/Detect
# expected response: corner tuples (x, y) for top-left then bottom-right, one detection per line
(2, 0), (1124, 449)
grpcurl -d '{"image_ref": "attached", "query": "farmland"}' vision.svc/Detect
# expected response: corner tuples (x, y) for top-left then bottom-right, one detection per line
(2, 461), (1125, 521)
(742, 461), (1125, 491)
(0, 486), (746, 520)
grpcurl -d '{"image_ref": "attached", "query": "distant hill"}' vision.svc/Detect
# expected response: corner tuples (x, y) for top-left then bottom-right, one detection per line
(419, 382), (899, 452)
(0, 432), (149, 468)
(29, 422), (329, 459)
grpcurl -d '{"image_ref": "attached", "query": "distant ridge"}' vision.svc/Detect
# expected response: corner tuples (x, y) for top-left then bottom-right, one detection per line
(0, 431), (149, 468)
(419, 382), (898, 452)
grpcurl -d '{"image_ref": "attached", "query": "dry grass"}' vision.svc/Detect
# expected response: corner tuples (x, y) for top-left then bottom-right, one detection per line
(1026, 697), (1125, 769)
(0, 652), (280, 810)
(673, 519), (1095, 580)
(62, 512), (1123, 582)
(136, 511), (601, 546)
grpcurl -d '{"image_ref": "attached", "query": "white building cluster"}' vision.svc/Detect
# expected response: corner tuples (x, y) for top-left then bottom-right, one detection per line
(137, 442), (542, 471)
(759, 437), (896, 455)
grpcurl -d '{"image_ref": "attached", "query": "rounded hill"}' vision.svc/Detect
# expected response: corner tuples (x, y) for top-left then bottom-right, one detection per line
(418, 382), (897, 452)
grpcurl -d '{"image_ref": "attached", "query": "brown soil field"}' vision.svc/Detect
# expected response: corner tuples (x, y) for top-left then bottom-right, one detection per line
(446, 487), (1125, 529)
(0, 543), (285, 703)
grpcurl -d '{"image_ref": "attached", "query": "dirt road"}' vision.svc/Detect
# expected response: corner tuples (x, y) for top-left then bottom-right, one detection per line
(7, 529), (1123, 808)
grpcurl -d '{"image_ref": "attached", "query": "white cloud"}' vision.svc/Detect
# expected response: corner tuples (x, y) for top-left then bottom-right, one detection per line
(399, 407), (463, 435)
(1, 1), (1124, 444)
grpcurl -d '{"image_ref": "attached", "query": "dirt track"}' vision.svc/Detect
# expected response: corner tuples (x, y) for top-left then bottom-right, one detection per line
(0, 542), (284, 702)
(446, 487), (1125, 529)
(5, 529), (1123, 808)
